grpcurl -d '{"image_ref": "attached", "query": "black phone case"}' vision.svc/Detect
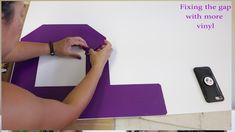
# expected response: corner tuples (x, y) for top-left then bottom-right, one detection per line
(193, 67), (224, 103)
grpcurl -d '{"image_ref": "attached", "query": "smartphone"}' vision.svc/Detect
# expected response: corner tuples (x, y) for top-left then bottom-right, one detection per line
(194, 67), (224, 103)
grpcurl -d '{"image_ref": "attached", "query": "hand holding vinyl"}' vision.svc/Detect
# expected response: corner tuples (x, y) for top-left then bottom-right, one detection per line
(53, 37), (88, 59)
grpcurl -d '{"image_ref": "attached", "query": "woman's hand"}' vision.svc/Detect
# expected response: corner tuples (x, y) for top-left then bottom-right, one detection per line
(89, 40), (112, 70)
(53, 37), (88, 59)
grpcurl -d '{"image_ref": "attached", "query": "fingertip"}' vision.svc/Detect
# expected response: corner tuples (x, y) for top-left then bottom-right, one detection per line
(89, 48), (94, 53)
(80, 43), (88, 48)
(82, 41), (89, 46)
(80, 45), (89, 49)
(85, 43), (89, 47)
(104, 40), (108, 45)
(96, 48), (102, 51)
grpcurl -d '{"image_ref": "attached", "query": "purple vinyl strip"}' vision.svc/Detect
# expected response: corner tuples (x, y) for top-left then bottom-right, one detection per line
(11, 24), (167, 118)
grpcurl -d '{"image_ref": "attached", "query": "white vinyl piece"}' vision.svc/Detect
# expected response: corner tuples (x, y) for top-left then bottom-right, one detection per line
(35, 48), (86, 87)
(21, 1), (231, 115)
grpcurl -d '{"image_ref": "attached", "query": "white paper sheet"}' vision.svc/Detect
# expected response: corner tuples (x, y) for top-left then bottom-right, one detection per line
(35, 47), (86, 87)
(23, 1), (231, 115)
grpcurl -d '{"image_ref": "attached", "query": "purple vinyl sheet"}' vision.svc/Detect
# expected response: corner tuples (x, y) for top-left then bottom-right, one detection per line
(11, 24), (167, 118)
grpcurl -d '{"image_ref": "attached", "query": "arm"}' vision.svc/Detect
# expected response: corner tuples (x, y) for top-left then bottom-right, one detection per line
(3, 41), (50, 62)
(3, 41), (112, 129)
(63, 41), (112, 109)
(3, 37), (88, 62)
